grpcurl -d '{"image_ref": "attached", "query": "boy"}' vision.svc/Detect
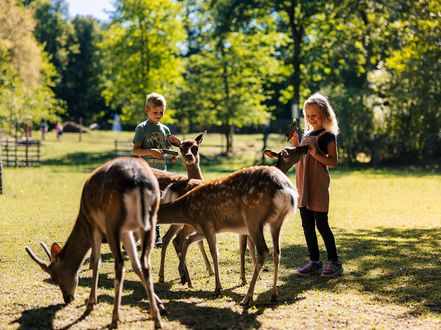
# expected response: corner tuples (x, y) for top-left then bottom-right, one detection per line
(133, 92), (172, 248)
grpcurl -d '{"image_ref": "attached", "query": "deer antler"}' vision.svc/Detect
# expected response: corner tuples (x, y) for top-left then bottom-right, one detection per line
(40, 241), (52, 260)
(25, 246), (49, 273)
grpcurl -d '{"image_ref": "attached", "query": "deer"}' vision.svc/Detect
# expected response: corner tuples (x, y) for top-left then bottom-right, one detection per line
(152, 131), (216, 283)
(166, 145), (308, 289)
(158, 132), (256, 287)
(157, 165), (299, 306)
(25, 157), (164, 329)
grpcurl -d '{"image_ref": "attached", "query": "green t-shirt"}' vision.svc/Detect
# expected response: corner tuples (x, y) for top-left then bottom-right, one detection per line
(133, 120), (172, 169)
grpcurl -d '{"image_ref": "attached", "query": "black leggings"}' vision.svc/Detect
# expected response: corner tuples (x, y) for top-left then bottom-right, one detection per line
(299, 207), (339, 262)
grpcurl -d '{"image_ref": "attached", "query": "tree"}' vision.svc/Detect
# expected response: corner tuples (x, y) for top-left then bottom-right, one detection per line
(176, 1), (285, 153)
(62, 16), (108, 125)
(0, 0), (62, 134)
(100, 0), (185, 124)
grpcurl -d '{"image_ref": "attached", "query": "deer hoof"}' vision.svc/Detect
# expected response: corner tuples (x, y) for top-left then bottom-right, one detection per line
(240, 278), (247, 286)
(180, 274), (188, 285)
(158, 275), (164, 283)
(270, 294), (278, 303)
(239, 296), (252, 307)
(213, 288), (223, 297)
(111, 319), (119, 329)
(86, 301), (95, 311)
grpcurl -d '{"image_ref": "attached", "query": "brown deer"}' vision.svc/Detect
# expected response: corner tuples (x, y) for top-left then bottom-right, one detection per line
(25, 157), (164, 329)
(157, 165), (298, 306)
(154, 131), (215, 283)
(158, 131), (256, 287)
(169, 145), (308, 288)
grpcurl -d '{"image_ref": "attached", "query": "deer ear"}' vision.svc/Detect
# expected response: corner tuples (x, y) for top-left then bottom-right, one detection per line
(51, 243), (62, 256)
(263, 149), (279, 159)
(195, 130), (207, 145)
(167, 134), (181, 147)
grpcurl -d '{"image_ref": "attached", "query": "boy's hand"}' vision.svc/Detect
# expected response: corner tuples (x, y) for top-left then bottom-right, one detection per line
(149, 149), (164, 158)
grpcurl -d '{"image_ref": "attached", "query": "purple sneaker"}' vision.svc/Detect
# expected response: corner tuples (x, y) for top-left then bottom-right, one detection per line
(297, 260), (323, 276)
(321, 260), (343, 277)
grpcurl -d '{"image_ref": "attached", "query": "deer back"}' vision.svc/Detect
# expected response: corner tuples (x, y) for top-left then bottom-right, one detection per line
(26, 157), (160, 303)
(158, 166), (297, 232)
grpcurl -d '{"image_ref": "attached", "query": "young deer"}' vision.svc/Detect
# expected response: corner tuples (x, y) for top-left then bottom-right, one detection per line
(157, 165), (298, 306)
(159, 131), (255, 287)
(170, 146), (308, 288)
(25, 157), (164, 329)
(155, 131), (215, 283)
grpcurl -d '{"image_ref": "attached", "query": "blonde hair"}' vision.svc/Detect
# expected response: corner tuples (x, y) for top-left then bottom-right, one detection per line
(303, 93), (339, 135)
(145, 92), (166, 110)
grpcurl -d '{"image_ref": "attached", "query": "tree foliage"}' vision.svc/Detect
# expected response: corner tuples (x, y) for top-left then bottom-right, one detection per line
(100, 0), (185, 124)
(0, 0), (62, 134)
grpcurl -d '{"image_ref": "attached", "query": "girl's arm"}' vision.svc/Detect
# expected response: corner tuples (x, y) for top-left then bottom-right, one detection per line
(309, 139), (338, 168)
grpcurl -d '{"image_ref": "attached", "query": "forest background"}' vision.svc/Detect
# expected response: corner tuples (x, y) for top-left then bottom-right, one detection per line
(0, 0), (439, 166)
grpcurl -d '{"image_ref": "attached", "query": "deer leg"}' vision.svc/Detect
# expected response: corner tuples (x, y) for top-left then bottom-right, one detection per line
(197, 241), (214, 276)
(178, 231), (205, 288)
(239, 235), (247, 285)
(107, 232), (125, 328)
(172, 227), (190, 285)
(240, 226), (268, 307)
(202, 228), (222, 296)
(269, 218), (285, 302)
(140, 228), (164, 329)
(159, 224), (182, 283)
(246, 235), (257, 267)
(87, 230), (103, 310)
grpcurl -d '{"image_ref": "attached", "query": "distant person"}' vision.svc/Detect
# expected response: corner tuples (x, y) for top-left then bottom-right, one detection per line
(55, 122), (63, 140)
(291, 93), (343, 277)
(40, 120), (48, 140)
(133, 92), (173, 248)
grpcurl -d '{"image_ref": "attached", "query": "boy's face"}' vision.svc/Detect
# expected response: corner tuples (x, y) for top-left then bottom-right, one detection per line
(145, 102), (165, 125)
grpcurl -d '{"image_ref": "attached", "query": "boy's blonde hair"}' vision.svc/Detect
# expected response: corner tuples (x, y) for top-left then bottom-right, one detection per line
(303, 93), (339, 135)
(145, 92), (166, 110)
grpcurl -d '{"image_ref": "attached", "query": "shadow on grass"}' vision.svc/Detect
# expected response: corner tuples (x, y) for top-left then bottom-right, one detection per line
(11, 303), (64, 329)
(15, 227), (439, 329)
(42, 151), (116, 168)
(254, 227), (441, 316)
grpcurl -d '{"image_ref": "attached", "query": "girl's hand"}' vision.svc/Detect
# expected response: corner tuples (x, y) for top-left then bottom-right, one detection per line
(301, 136), (319, 156)
(290, 131), (300, 146)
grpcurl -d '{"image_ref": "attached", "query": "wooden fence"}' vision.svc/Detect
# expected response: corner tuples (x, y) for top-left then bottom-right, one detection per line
(114, 140), (133, 156)
(1, 138), (40, 167)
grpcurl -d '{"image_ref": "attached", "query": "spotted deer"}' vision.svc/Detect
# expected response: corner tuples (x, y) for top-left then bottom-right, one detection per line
(168, 145), (308, 289)
(153, 131), (216, 283)
(158, 131), (255, 287)
(25, 157), (164, 329)
(157, 165), (298, 306)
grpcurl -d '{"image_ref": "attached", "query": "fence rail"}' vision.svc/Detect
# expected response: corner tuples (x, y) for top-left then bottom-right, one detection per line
(1, 138), (40, 167)
(114, 140), (133, 156)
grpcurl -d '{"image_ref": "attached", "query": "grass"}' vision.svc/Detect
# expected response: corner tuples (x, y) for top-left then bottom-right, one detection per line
(0, 131), (440, 329)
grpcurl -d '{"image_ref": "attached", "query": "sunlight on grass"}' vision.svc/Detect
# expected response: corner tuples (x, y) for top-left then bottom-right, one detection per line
(1, 130), (440, 329)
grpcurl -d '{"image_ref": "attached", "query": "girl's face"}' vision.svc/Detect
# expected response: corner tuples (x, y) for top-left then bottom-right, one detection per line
(145, 103), (164, 125)
(304, 104), (323, 131)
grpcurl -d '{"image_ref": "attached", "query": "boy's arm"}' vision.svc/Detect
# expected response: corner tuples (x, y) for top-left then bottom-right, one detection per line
(133, 142), (164, 158)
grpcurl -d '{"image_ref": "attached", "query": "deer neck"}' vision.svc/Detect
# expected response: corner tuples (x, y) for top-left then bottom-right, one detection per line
(185, 161), (203, 180)
(275, 160), (292, 174)
(157, 198), (191, 225)
(58, 215), (91, 272)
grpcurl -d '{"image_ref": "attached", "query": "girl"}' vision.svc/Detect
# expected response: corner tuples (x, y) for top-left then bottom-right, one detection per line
(291, 93), (343, 277)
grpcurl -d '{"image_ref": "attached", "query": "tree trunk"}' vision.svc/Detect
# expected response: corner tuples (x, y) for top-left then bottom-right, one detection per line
(286, 1), (304, 122)
(224, 124), (234, 155)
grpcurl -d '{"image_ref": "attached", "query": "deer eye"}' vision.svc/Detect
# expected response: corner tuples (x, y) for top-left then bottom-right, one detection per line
(191, 145), (198, 154)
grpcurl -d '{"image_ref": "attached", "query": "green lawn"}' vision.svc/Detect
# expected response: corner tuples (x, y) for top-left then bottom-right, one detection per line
(0, 131), (440, 329)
